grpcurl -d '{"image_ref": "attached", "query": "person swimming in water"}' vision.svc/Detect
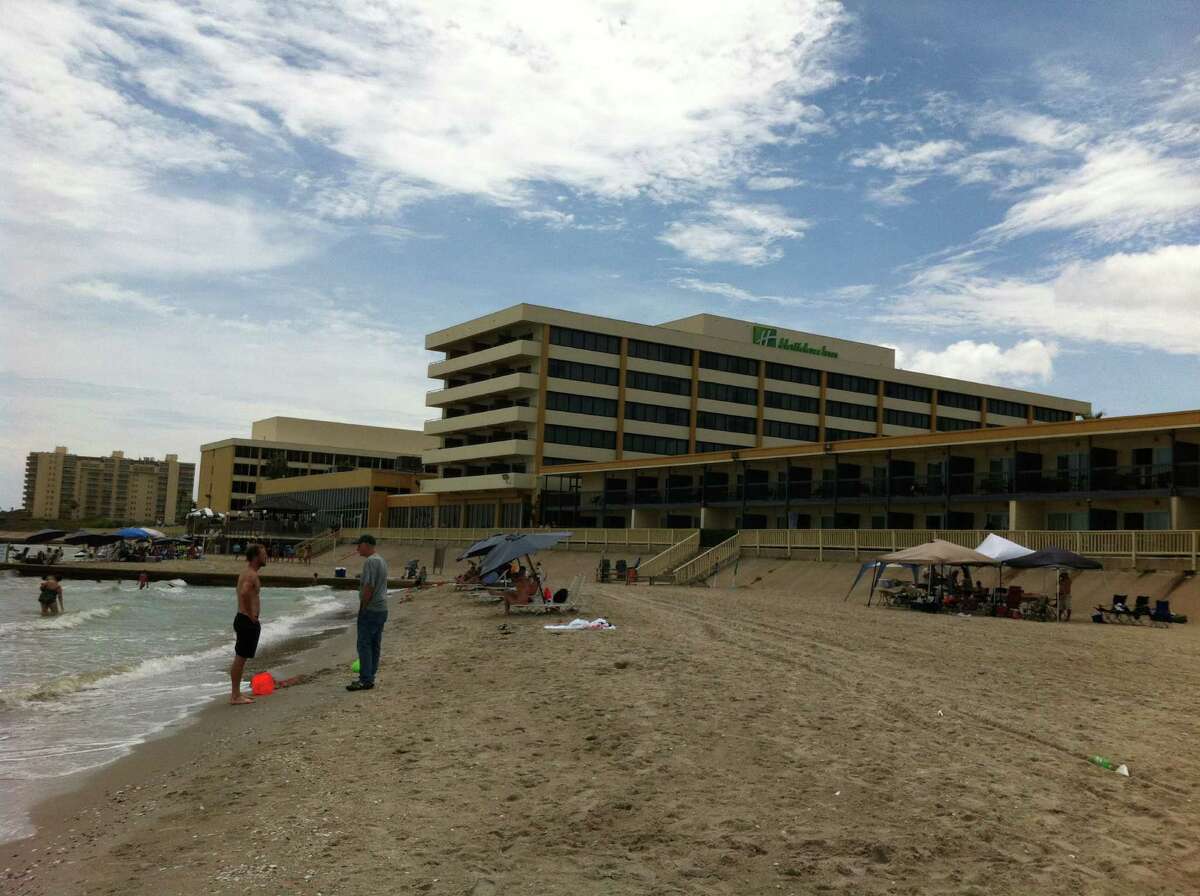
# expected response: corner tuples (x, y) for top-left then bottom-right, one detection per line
(38, 576), (64, 616)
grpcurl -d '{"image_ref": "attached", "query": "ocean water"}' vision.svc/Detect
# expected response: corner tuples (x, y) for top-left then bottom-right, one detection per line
(0, 573), (356, 843)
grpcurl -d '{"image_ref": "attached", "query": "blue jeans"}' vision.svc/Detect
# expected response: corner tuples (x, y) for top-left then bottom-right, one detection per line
(356, 610), (388, 685)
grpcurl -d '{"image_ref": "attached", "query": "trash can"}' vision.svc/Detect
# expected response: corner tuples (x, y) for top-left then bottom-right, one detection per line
(334, 567), (347, 578)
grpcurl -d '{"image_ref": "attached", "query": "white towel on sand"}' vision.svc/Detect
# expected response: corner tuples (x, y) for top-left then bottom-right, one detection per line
(544, 617), (615, 632)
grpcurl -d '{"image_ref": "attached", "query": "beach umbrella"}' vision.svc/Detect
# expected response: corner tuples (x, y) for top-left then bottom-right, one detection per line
(114, 527), (155, 540)
(1005, 547), (1102, 570)
(62, 530), (123, 546)
(477, 532), (573, 577)
(457, 533), (509, 561)
(23, 529), (68, 544)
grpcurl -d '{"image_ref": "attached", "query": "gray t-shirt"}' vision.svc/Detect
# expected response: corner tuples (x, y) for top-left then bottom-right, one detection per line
(360, 554), (389, 612)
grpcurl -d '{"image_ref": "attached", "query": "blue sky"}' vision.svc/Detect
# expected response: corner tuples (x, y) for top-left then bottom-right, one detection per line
(2, 1), (1199, 509)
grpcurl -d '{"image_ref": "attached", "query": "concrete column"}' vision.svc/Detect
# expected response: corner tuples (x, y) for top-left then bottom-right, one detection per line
(631, 507), (662, 529)
(1171, 495), (1200, 529)
(701, 506), (736, 529)
(1009, 499), (1044, 530)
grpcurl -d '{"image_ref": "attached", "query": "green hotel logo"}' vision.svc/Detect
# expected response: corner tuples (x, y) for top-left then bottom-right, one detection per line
(752, 325), (838, 359)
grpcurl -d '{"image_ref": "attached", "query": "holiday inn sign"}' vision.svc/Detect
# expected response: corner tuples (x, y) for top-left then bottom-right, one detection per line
(752, 325), (839, 359)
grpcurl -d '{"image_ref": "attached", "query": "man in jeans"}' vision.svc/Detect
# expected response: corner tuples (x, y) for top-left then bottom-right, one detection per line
(348, 534), (389, 692)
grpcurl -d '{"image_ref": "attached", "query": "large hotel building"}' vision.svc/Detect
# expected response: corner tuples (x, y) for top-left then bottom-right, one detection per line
(23, 447), (194, 525)
(382, 305), (1196, 531)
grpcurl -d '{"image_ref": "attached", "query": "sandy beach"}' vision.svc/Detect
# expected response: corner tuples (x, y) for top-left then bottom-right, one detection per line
(5, 565), (1200, 895)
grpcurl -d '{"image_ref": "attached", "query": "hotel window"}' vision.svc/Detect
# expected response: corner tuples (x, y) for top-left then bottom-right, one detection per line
(624, 402), (690, 428)
(764, 391), (819, 414)
(695, 441), (741, 453)
(764, 420), (818, 441)
(625, 370), (691, 395)
(696, 411), (757, 434)
(540, 457), (578, 467)
(825, 427), (872, 442)
(699, 351), (758, 377)
(623, 433), (690, 455)
(545, 391), (618, 418)
(1034, 406), (1074, 423)
(988, 398), (1027, 418)
(628, 339), (692, 366)
(884, 409), (931, 429)
(827, 373), (877, 395)
(699, 381), (757, 406)
(885, 382), (932, 403)
(548, 326), (620, 354)
(765, 362), (820, 386)
(826, 400), (877, 422)
(544, 424), (616, 450)
(547, 358), (620, 386)
(937, 416), (981, 432)
(938, 391), (982, 411)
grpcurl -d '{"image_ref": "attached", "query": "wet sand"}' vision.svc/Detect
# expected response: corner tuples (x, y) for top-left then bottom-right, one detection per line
(5, 573), (1200, 895)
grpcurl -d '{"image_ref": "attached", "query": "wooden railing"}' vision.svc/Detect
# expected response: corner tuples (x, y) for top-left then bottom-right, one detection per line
(673, 533), (742, 585)
(295, 530), (338, 559)
(334, 527), (697, 551)
(639, 531), (701, 579)
(316, 526), (1198, 568)
(739, 529), (1200, 566)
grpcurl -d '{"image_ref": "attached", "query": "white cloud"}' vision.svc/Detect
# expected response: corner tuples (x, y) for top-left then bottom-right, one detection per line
(745, 175), (806, 191)
(886, 243), (1200, 356)
(989, 141), (1200, 242)
(660, 200), (810, 265)
(895, 340), (1058, 386)
(671, 276), (871, 305)
(518, 209), (577, 229)
(972, 110), (1089, 149)
(849, 139), (963, 172)
(68, 281), (176, 316)
(75, 0), (848, 203)
(866, 175), (925, 206)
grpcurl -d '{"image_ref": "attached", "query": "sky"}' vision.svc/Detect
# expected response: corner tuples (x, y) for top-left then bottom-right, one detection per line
(2, 0), (1199, 509)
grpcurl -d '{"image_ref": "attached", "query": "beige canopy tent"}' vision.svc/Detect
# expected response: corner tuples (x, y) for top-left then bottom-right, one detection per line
(875, 539), (997, 566)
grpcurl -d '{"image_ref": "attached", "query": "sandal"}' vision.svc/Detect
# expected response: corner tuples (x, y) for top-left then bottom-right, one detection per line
(346, 681), (375, 691)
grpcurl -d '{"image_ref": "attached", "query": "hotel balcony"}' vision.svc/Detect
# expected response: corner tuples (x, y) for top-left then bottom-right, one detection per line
(424, 405), (538, 437)
(426, 372), (539, 407)
(422, 438), (533, 466)
(427, 339), (540, 380)
(421, 472), (538, 494)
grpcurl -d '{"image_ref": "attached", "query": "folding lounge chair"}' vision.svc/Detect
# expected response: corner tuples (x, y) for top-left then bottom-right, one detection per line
(1095, 594), (1133, 624)
(596, 558), (611, 582)
(1151, 599), (1173, 628)
(1131, 595), (1152, 623)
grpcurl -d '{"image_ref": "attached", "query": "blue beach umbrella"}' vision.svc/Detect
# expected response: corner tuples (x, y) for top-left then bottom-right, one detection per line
(477, 532), (573, 577)
(457, 533), (509, 561)
(114, 527), (154, 540)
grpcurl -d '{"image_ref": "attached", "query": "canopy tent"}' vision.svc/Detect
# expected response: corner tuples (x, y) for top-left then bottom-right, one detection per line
(845, 560), (920, 601)
(875, 539), (996, 566)
(249, 494), (317, 514)
(23, 529), (68, 544)
(975, 534), (1035, 563)
(1006, 547), (1102, 570)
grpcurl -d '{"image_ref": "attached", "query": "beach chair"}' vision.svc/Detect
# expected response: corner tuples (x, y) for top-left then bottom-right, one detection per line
(597, 558), (611, 582)
(1095, 595), (1133, 624)
(615, 559), (627, 578)
(1151, 599), (1173, 628)
(1131, 595), (1152, 623)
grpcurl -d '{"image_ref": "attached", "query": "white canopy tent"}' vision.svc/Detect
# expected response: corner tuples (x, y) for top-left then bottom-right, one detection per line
(975, 533), (1034, 563)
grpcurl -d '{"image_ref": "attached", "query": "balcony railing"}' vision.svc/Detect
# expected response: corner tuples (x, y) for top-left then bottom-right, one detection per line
(548, 462), (1198, 510)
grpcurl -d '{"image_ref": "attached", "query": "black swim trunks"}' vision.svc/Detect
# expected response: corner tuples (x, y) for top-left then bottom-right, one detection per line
(233, 612), (261, 659)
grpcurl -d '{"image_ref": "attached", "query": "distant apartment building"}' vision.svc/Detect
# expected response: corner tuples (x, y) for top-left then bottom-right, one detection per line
(23, 447), (194, 524)
(198, 417), (436, 513)
(403, 305), (1090, 527)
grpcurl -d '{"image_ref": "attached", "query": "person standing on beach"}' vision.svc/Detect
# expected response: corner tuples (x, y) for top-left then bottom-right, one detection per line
(230, 543), (266, 705)
(1057, 571), (1073, 622)
(348, 534), (388, 692)
(38, 576), (63, 616)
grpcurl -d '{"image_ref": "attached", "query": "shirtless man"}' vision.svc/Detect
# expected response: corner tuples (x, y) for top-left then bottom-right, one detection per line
(38, 576), (63, 616)
(230, 543), (266, 705)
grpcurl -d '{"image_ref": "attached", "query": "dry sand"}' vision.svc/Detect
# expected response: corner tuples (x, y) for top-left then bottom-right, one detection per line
(5, 566), (1200, 895)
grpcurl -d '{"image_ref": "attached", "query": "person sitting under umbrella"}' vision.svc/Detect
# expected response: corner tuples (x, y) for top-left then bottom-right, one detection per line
(502, 568), (540, 615)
